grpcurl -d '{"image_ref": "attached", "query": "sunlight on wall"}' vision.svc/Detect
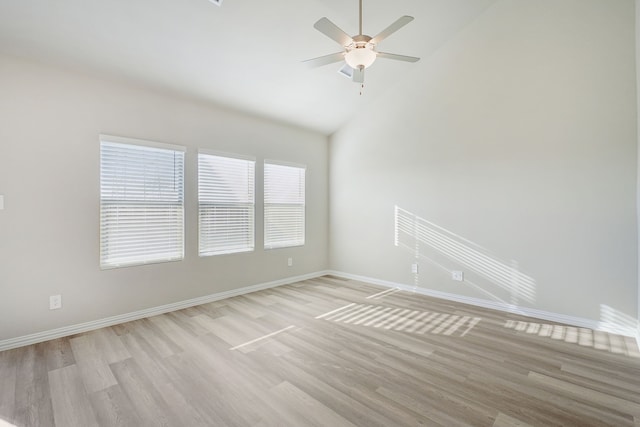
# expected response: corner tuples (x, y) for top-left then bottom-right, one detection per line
(0, 418), (17, 427)
(394, 206), (536, 305)
(504, 319), (640, 358)
(599, 305), (639, 337)
(317, 302), (481, 337)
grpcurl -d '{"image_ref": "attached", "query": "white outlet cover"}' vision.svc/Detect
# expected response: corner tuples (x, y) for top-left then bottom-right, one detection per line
(49, 294), (62, 310)
(411, 263), (419, 274)
(452, 271), (464, 281)
(287, 257), (293, 267)
(0, 195), (4, 210)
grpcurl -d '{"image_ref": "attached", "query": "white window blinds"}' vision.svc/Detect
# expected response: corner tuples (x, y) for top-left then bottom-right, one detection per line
(198, 152), (255, 256)
(100, 136), (185, 269)
(264, 161), (306, 249)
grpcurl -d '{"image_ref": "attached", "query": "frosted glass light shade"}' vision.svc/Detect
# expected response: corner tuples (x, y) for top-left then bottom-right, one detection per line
(345, 47), (377, 69)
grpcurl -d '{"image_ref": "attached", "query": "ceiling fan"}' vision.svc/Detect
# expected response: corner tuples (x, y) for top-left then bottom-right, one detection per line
(304, 0), (420, 84)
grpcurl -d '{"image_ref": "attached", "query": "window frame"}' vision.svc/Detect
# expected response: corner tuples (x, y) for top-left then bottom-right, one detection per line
(263, 160), (306, 250)
(99, 134), (186, 269)
(198, 150), (256, 257)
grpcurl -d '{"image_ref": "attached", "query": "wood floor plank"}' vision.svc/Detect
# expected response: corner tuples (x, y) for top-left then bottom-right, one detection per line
(528, 371), (640, 417)
(109, 358), (181, 427)
(160, 348), (270, 426)
(193, 311), (275, 348)
(44, 337), (75, 371)
(267, 381), (358, 427)
(13, 343), (55, 427)
(1, 275), (639, 426)
(560, 362), (640, 397)
(117, 331), (215, 426)
(0, 348), (17, 424)
(87, 385), (142, 427)
(129, 318), (182, 357)
(68, 335), (117, 394)
(274, 337), (447, 426)
(89, 328), (131, 364)
(248, 349), (402, 427)
(49, 365), (99, 427)
(464, 370), (621, 426)
(375, 385), (481, 427)
(165, 310), (210, 337)
(492, 412), (532, 427)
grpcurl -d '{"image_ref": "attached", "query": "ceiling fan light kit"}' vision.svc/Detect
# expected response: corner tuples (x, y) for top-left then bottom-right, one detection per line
(344, 36), (377, 69)
(304, 0), (420, 85)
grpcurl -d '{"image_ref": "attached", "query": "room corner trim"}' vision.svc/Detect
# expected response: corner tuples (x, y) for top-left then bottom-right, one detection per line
(0, 270), (331, 352)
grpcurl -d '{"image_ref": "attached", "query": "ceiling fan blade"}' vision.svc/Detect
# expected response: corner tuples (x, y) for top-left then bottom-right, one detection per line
(314, 17), (353, 47)
(371, 16), (414, 45)
(377, 52), (420, 63)
(303, 52), (345, 67)
(352, 67), (365, 84)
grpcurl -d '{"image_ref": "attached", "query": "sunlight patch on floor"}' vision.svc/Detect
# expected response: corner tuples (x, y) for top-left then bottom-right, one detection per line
(504, 319), (640, 358)
(318, 303), (481, 337)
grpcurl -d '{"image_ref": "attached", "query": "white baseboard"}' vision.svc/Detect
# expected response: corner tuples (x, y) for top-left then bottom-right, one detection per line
(2, 269), (636, 352)
(0, 270), (330, 352)
(328, 270), (640, 341)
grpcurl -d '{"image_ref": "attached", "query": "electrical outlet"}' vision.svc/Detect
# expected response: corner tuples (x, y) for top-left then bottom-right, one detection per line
(49, 294), (62, 310)
(0, 195), (4, 210)
(452, 271), (464, 282)
(287, 257), (293, 267)
(411, 263), (419, 274)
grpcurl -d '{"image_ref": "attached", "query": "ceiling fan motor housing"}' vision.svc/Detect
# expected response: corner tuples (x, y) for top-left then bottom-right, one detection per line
(345, 35), (377, 69)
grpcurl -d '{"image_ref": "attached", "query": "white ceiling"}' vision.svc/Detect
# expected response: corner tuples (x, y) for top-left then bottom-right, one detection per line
(0, 0), (496, 135)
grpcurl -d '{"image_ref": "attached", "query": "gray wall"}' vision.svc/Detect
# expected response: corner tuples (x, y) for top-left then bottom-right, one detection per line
(330, 0), (638, 327)
(0, 55), (329, 340)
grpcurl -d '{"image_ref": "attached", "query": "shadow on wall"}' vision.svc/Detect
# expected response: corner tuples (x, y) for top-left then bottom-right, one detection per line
(394, 206), (536, 306)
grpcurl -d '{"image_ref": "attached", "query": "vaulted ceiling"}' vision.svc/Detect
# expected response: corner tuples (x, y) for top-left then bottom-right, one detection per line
(0, 0), (496, 134)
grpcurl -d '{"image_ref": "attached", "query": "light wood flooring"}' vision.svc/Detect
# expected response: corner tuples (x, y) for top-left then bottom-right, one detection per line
(1, 275), (639, 426)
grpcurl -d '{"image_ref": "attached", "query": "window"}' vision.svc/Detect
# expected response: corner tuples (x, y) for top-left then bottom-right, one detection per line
(100, 135), (185, 269)
(264, 161), (306, 249)
(198, 152), (255, 256)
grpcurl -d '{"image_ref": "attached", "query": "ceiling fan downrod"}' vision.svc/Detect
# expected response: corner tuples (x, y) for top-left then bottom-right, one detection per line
(359, 0), (363, 36)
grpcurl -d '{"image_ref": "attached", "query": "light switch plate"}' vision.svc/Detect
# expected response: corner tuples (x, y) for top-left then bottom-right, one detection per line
(0, 195), (4, 210)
